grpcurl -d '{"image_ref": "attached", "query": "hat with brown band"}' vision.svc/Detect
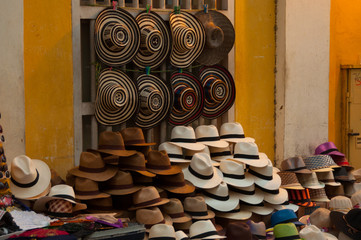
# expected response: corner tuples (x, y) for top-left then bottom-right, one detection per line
(156, 172), (195, 194)
(120, 127), (156, 146)
(183, 196), (215, 220)
(128, 186), (169, 210)
(146, 150), (182, 175)
(68, 151), (117, 182)
(136, 206), (173, 232)
(84, 197), (115, 213)
(102, 170), (142, 195)
(118, 152), (155, 177)
(149, 224), (177, 240)
(173, 220), (192, 234)
(74, 177), (110, 200)
(93, 131), (137, 158)
(162, 198), (192, 223)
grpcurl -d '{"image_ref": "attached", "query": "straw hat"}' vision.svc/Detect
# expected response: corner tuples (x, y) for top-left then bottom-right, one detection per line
(148, 224), (176, 240)
(219, 160), (254, 188)
(93, 131), (136, 157)
(120, 127), (155, 146)
(134, 11), (171, 69)
(199, 66), (236, 119)
(184, 146), (220, 167)
(248, 159), (281, 190)
(136, 207), (172, 232)
(239, 201), (274, 216)
(277, 171), (304, 190)
(183, 196), (215, 220)
(175, 230), (188, 240)
(309, 188), (330, 202)
(33, 184), (87, 213)
(214, 204), (252, 220)
(299, 225), (338, 240)
(156, 172), (195, 194)
(189, 220), (226, 239)
(316, 170), (341, 186)
(146, 150), (182, 175)
(94, 69), (138, 125)
(202, 182), (238, 212)
(102, 170), (142, 195)
(194, 10), (235, 66)
(10, 155), (51, 200)
(169, 11), (205, 68)
(263, 188), (289, 205)
(135, 74), (172, 129)
(159, 142), (188, 163)
(129, 186), (169, 210)
(195, 125), (229, 148)
(169, 72), (204, 126)
(267, 201), (299, 212)
(273, 223), (301, 240)
(309, 208), (332, 229)
(351, 190), (361, 207)
(229, 184), (264, 204)
(169, 126), (205, 151)
(161, 198), (191, 224)
(219, 122), (255, 143)
(230, 142), (269, 167)
(118, 152), (155, 177)
(280, 156), (312, 174)
(183, 153), (223, 189)
(94, 8), (140, 66)
(68, 151), (117, 182)
(329, 196), (353, 214)
(74, 177), (110, 200)
(297, 172), (325, 189)
(209, 146), (233, 162)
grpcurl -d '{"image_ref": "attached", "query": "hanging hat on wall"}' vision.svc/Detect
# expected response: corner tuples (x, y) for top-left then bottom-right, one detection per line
(133, 11), (171, 69)
(194, 10), (235, 66)
(199, 65), (236, 119)
(169, 11), (205, 68)
(94, 69), (138, 126)
(134, 74), (172, 129)
(94, 8), (140, 66)
(169, 72), (204, 126)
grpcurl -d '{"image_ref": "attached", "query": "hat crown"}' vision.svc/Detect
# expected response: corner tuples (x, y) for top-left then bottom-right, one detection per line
(119, 152), (146, 168)
(48, 184), (75, 199)
(299, 225), (326, 240)
(103, 22), (130, 50)
(189, 220), (217, 238)
(189, 153), (213, 176)
(249, 159), (273, 177)
(278, 171), (299, 185)
(298, 172), (322, 187)
(271, 209), (297, 227)
(175, 230), (188, 240)
(162, 198), (185, 214)
(246, 220), (266, 236)
(309, 208), (331, 228)
(226, 222), (252, 239)
(133, 186), (161, 205)
(100, 84), (127, 110)
(98, 131), (126, 148)
(220, 122), (244, 136)
(173, 85), (196, 111)
(195, 125), (221, 139)
(147, 150), (171, 167)
(234, 142), (259, 156)
(136, 206), (164, 224)
(173, 26), (196, 52)
(121, 127), (146, 145)
(220, 160), (245, 175)
(149, 224), (176, 239)
(107, 170), (133, 186)
(304, 155), (336, 169)
(171, 126), (196, 140)
(281, 156), (306, 171)
(204, 78), (226, 103)
(329, 196), (353, 212)
(184, 196), (207, 212)
(204, 21), (224, 49)
(139, 86), (163, 114)
(11, 155), (38, 184)
(316, 171), (335, 181)
(159, 142), (183, 155)
(75, 177), (100, 192)
(79, 151), (105, 169)
(140, 27), (163, 54)
(205, 181), (229, 197)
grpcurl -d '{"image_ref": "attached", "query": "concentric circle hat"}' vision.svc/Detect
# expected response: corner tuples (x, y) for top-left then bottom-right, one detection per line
(134, 11), (171, 69)
(199, 65), (236, 119)
(169, 11), (205, 68)
(169, 72), (204, 125)
(95, 69), (138, 126)
(135, 74), (172, 129)
(95, 8), (140, 66)
(194, 10), (235, 66)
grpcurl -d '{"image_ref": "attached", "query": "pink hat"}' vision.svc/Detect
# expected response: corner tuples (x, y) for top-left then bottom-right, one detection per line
(315, 142), (345, 157)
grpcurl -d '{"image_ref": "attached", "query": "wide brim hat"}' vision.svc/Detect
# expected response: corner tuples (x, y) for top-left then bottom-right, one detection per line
(169, 11), (205, 68)
(189, 220), (226, 239)
(169, 72), (204, 126)
(223, 172), (254, 188)
(75, 191), (110, 200)
(230, 186), (264, 204)
(133, 10), (171, 69)
(68, 166), (117, 182)
(158, 180), (195, 195)
(183, 165), (223, 189)
(94, 69), (138, 126)
(95, 8), (140, 67)
(10, 156), (52, 200)
(268, 202), (300, 212)
(203, 190), (239, 212)
(194, 10), (235, 66)
(263, 188), (289, 205)
(231, 150), (269, 168)
(252, 171), (282, 191)
(215, 207), (252, 220)
(199, 65), (236, 119)
(134, 74), (172, 129)
(240, 203), (274, 216)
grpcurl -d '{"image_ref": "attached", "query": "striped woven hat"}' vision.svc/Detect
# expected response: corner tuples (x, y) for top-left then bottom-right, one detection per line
(287, 189), (316, 207)
(199, 65), (235, 119)
(169, 72), (204, 125)
(95, 8), (140, 66)
(95, 69), (138, 125)
(135, 74), (172, 129)
(169, 11), (205, 68)
(133, 11), (172, 69)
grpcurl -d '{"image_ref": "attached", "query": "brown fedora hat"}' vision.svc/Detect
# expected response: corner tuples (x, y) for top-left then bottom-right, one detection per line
(94, 131), (137, 157)
(136, 207), (173, 231)
(103, 170), (143, 195)
(74, 177), (110, 200)
(68, 151), (117, 182)
(183, 196), (215, 220)
(120, 127), (155, 146)
(118, 152), (155, 177)
(129, 186), (169, 210)
(84, 196), (125, 216)
(281, 156), (312, 174)
(162, 198), (192, 223)
(156, 172), (195, 194)
(146, 150), (182, 175)
(173, 220), (192, 234)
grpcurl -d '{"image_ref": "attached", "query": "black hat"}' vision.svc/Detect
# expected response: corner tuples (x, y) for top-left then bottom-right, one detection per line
(330, 209), (361, 239)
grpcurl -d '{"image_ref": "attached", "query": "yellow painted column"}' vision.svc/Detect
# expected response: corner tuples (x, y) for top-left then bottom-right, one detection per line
(234, 1), (275, 160)
(24, 0), (74, 178)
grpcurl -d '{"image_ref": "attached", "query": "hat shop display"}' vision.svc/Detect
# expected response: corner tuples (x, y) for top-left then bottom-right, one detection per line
(169, 125), (205, 151)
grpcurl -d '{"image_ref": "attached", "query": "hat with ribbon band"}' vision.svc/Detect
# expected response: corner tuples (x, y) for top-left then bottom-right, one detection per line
(74, 177), (110, 200)
(183, 196), (215, 220)
(195, 125), (229, 148)
(219, 160), (254, 188)
(118, 152), (155, 177)
(156, 172), (195, 194)
(149, 224), (177, 240)
(128, 186), (169, 210)
(273, 223), (301, 240)
(102, 170), (142, 195)
(229, 184), (264, 205)
(189, 220), (226, 239)
(120, 127), (156, 146)
(230, 142), (269, 168)
(215, 203), (252, 220)
(136, 207), (173, 232)
(159, 142), (188, 163)
(220, 122), (255, 143)
(146, 150), (182, 175)
(202, 181), (239, 212)
(280, 156), (312, 174)
(93, 131), (136, 158)
(169, 126), (205, 151)
(162, 198), (192, 224)
(315, 141), (345, 157)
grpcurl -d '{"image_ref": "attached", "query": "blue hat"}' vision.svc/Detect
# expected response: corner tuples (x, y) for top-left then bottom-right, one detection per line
(271, 209), (304, 227)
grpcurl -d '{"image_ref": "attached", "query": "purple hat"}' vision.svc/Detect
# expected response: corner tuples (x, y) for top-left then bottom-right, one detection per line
(315, 142), (345, 157)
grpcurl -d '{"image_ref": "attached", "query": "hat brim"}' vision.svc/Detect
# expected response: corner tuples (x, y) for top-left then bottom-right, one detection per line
(291, 169), (313, 174)
(75, 192), (110, 200)
(281, 184), (305, 190)
(328, 151), (346, 157)
(201, 234), (226, 239)
(159, 180), (195, 194)
(323, 232), (338, 240)
(312, 167), (334, 172)
(198, 140), (229, 148)
(94, 149), (137, 157)
(33, 196), (87, 212)
(253, 173), (282, 190)
(203, 192), (239, 212)
(303, 181), (325, 189)
(322, 181), (341, 186)
(240, 205), (273, 216)
(270, 203), (299, 212)
(190, 210), (215, 220)
(211, 155), (233, 162)
(148, 165), (182, 175)
(215, 209), (252, 220)
(120, 169), (156, 178)
(170, 213), (192, 224)
(68, 165), (118, 182)
(263, 188), (288, 205)
(223, 172), (254, 188)
(10, 159), (52, 200)
(103, 185), (143, 195)
(128, 198), (170, 211)
(183, 166), (223, 189)
(231, 188), (264, 204)
(169, 158), (191, 163)
(170, 141), (205, 151)
(221, 137), (255, 143)
(231, 155), (269, 168)
(311, 197), (330, 202)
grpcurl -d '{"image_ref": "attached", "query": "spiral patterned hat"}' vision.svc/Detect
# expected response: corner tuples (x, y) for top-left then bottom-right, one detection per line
(169, 72), (204, 125)
(169, 11), (205, 68)
(133, 11), (172, 69)
(95, 8), (140, 67)
(135, 74), (172, 129)
(95, 69), (138, 125)
(199, 65), (235, 119)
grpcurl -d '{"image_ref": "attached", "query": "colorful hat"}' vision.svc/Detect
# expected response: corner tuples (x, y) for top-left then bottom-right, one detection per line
(297, 172), (325, 189)
(280, 156), (312, 174)
(189, 220), (226, 239)
(94, 69), (138, 125)
(195, 125), (229, 148)
(94, 131), (136, 157)
(158, 142), (188, 163)
(309, 188), (330, 202)
(149, 224), (176, 240)
(74, 177), (110, 200)
(183, 196), (215, 220)
(226, 222), (252, 240)
(202, 182), (238, 212)
(120, 127), (155, 146)
(199, 65), (236, 119)
(95, 8), (140, 66)
(315, 141), (345, 157)
(316, 170), (341, 186)
(214, 204), (252, 220)
(220, 122), (255, 143)
(194, 10), (235, 66)
(332, 155), (353, 169)
(330, 209), (361, 240)
(136, 207), (172, 232)
(303, 155), (339, 172)
(169, 126), (205, 151)
(209, 146), (233, 162)
(220, 160), (254, 188)
(271, 209), (304, 227)
(156, 172), (195, 194)
(146, 150), (182, 175)
(248, 159), (281, 190)
(329, 196), (353, 214)
(277, 171), (304, 190)
(299, 225), (338, 240)
(246, 220), (266, 240)
(118, 152), (155, 177)
(230, 142), (269, 167)
(134, 74), (172, 129)
(169, 72), (204, 126)
(129, 186), (169, 210)
(161, 198), (191, 224)
(134, 11), (171, 69)
(273, 223), (301, 240)
(309, 208), (332, 229)
(169, 11), (205, 68)
(287, 189), (316, 207)
(102, 170), (142, 195)
(229, 184), (264, 204)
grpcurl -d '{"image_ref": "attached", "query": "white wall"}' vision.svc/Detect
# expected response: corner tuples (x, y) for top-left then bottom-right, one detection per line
(0, 1), (25, 162)
(276, 0), (330, 163)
